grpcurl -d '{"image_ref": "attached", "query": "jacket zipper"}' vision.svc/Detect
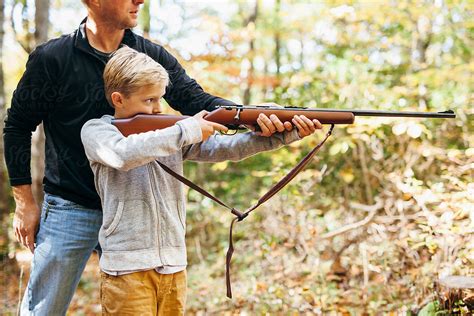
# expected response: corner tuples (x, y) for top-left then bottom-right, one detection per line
(147, 164), (166, 265)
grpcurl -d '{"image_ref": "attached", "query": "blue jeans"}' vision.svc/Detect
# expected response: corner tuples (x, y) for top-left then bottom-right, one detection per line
(20, 193), (102, 316)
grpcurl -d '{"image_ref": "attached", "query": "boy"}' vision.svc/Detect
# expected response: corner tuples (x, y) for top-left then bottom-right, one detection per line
(80, 46), (321, 315)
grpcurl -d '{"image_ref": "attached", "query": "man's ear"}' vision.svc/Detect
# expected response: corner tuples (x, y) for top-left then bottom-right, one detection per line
(87, 0), (100, 8)
(111, 92), (125, 109)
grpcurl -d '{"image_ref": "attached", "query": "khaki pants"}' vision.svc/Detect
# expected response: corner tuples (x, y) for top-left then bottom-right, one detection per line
(100, 270), (187, 315)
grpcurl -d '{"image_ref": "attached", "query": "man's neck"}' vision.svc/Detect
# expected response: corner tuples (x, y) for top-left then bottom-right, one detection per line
(85, 16), (125, 53)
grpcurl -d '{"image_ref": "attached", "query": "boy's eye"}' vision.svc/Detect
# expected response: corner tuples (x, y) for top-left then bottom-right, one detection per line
(145, 98), (154, 104)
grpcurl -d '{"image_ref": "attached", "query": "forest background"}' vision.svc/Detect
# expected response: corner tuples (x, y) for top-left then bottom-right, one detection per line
(0, 0), (473, 314)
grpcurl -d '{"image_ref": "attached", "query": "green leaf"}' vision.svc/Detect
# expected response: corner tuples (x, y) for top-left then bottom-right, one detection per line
(418, 301), (440, 316)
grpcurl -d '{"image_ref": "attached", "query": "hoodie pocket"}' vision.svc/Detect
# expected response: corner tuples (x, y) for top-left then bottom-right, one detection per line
(104, 201), (124, 237)
(104, 200), (155, 251)
(159, 201), (186, 248)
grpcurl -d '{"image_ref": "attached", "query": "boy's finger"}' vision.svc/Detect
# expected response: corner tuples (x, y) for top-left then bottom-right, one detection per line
(210, 122), (228, 133)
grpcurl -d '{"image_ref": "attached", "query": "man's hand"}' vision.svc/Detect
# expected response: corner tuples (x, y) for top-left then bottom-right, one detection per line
(251, 102), (322, 137)
(255, 113), (293, 136)
(292, 115), (322, 138)
(194, 110), (228, 141)
(12, 185), (40, 253)
(250, 102), (291, 137)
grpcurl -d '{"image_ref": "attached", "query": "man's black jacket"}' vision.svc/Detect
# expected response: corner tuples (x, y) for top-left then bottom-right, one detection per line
(3, 21), (234, 209)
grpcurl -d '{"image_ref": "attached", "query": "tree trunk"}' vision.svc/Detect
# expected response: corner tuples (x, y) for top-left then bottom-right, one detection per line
(0, 0), (11, 260)
(34, 0), (49, 45)
(273, 0), (281, 103)
(139, 0), (151, 39)
(0, 0), (5, 192)
(0, 0), (6, 211)
(410, 14), (432, 110)
(11, 0), (33, 53)
(30, 0), (49, 206)
(274, 0), (281, 78)
(436, 276), (474, 313)
(242, 0), (259, 105)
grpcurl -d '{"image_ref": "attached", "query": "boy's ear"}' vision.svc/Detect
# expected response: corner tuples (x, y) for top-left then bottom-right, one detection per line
(111, 92), (124, 109)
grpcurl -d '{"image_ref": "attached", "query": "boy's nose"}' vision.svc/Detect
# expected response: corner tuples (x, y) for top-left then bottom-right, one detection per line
(152, 104), (161, 114)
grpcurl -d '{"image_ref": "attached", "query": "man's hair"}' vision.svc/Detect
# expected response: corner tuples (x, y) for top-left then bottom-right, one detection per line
(103, 46), (170, 106)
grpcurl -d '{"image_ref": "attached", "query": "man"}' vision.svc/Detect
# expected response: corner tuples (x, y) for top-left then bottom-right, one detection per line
(3, 0), (314, 314)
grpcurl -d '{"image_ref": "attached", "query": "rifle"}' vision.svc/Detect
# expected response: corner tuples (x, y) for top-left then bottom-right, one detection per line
(112, 105), (455, 136)
(111, 105), (455, 298)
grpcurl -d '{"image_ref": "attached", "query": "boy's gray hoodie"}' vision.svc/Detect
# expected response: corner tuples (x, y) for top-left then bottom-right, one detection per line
(81, 115), (300, 272)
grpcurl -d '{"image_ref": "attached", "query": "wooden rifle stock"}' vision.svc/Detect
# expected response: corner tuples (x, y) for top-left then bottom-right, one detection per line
(112, 114), (190, 137)
(112, 105), (455, 137)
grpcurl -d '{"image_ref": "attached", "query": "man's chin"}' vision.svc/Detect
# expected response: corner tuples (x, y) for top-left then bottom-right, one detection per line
(127, 20), (138, 29)
(119, 20), (138, 30)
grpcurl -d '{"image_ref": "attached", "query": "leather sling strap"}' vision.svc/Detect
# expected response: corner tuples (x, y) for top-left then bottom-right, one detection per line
(157, 124), (334, 298)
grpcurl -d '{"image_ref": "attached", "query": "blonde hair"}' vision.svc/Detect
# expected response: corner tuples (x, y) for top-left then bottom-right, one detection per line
(103, 46), (170, 106)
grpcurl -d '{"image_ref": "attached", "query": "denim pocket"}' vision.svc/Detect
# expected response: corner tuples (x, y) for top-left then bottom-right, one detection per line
(104, 200), (154, 251)
(44, 193), (78, 209)
(42, 203), (51, 222)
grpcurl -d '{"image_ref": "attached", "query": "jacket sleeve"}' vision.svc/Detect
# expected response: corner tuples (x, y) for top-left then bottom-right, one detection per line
(81, 117), (202, 171)
(151, 43), (235, 115)
(3, 45), (57, 186)
(182, 130), (301, 163)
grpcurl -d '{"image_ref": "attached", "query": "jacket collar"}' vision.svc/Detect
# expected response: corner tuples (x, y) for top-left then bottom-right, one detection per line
(74, 17), (137, 54)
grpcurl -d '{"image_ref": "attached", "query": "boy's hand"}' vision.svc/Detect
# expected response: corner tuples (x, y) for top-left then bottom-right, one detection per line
(292, 115), (322, 138)
(194, 111), (228, 141)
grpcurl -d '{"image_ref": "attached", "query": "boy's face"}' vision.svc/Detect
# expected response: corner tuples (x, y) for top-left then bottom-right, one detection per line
(112, 83), (167, 118)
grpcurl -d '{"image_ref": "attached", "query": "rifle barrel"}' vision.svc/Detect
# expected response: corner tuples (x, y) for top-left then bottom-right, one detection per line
(219, 105), (456, 119)
(352, 109), (455, 118)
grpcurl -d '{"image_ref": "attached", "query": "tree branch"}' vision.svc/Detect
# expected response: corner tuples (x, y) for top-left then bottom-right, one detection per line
(319, 200), (383, 240)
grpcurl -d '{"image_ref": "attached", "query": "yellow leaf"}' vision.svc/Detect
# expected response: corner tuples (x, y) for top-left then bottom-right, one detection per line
(340, 168), (355, 183)
(211, 161), (228, 171)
